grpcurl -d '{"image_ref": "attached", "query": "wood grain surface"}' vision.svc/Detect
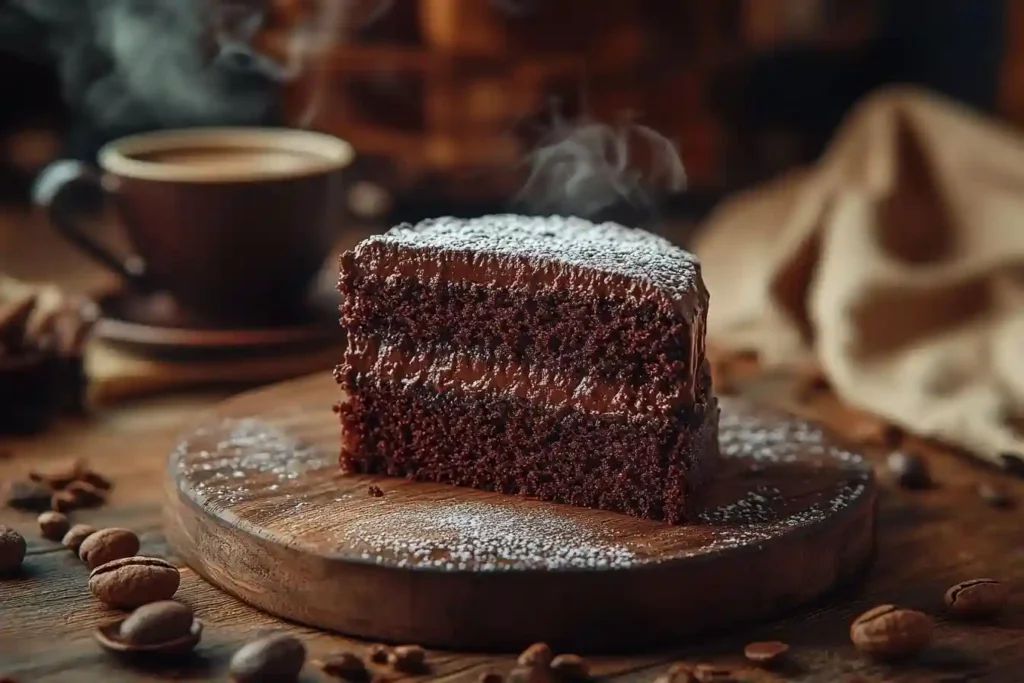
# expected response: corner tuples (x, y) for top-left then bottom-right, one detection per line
(164, 374), (876, 652)
(3, 363), (1024, 682)
(1, 208), (1023, 681)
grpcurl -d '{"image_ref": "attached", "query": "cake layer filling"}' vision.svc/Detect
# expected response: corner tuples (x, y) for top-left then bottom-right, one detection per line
(340, 270), (705, 392)
(340, 334), (712, 415)
(338, 376), (720, 523)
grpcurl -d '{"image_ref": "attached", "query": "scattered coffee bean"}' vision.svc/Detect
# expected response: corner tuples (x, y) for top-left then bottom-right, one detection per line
(999, 451), (1024, 478)
(550, 654), (588, 679)
(37, 511), (69, 541)
(119, 601), (195, 646)
(693, 664), (736, 682)
(79, 469), (112, 491)
(95, 601), (201, 655)
(316, 651), (367, 681)
(850, 605), (933, 659)
(89, 556), (180, 608)
(743, 640), (789, 667)
(0, 526), (27, 573)
(61, 524), (96, 553)
(944, 579), (1009, 618)
(886, 451), (931, 490)
(368, 643), (390, 664)
(517, 642), (553, 668)
(389, 644), (427, 673)
(78, 528), (139, 569)
(479, 672), (504, 683)
(65, 481), (105, 507)
(367, 485), (384, 498)
(978, 482), (1012, 508)
(50, 490), (80, 513)
(29, 458), (87, 490)
(3, 480), (54, 511)
(230, 632), (306, 683)
(653, 663), (696, 683)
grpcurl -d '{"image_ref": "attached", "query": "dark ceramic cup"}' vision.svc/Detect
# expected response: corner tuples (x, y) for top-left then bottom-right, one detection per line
(34, 128), (353, 326)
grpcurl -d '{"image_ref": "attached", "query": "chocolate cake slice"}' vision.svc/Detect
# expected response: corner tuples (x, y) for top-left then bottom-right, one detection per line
(336, 215), (718, 523)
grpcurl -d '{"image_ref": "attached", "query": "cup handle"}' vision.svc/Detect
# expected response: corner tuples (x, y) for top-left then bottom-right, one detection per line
(32, 160), (151, 290)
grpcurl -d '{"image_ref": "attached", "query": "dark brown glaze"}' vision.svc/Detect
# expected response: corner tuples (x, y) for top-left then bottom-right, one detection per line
(341, 336), (713, 415)
(337, 215), (716, 523)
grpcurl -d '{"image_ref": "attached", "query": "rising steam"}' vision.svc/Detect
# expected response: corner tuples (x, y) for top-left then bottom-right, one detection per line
(0, 0), (377, 134)
(515, 111), (687, 224)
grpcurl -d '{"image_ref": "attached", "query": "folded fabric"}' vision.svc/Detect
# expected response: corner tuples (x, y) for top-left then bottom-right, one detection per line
(695, 86), (1024, 468)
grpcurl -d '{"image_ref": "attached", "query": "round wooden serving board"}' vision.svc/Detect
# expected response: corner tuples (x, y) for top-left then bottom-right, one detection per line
(164, 373), (877, 653)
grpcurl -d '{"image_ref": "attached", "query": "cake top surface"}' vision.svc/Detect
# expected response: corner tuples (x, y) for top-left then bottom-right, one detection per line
(361, 215), (706, 302)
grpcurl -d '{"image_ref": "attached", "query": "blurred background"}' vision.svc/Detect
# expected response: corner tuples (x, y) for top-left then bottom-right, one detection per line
(0, 0), (1012, 220)
(0, 0), (1021, 442)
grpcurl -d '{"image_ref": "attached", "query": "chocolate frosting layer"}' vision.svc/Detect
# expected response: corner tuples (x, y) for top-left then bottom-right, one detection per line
(341, 335), (712, 417)
(347, 215), (709, 323)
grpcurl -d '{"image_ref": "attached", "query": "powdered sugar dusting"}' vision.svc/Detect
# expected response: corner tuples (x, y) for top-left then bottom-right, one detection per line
(363, 215), (705, 302)
(345, 501), (638, 570)
(173, 417), (332, 506)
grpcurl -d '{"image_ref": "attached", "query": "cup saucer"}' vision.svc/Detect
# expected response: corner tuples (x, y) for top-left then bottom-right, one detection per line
(94, 289), (342, 361)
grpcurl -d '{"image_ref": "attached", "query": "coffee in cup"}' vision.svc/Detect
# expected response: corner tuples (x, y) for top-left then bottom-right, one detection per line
(34, 128), (353, 326)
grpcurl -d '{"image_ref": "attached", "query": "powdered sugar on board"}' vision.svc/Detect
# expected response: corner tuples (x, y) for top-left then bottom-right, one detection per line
(170, 398), (873, 572)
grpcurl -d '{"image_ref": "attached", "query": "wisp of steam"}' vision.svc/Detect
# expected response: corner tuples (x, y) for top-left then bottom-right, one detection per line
(515, 112), (687, 227)
(0, 0), (372, 136)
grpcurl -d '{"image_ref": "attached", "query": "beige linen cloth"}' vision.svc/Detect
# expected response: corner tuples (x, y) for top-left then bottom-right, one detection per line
(695, 86), (1024, 468)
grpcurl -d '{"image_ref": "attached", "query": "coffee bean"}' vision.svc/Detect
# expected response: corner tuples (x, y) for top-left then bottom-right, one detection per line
(29, 458), (87, 490)
(230, 632), (306, 683)
(550, 654), (589, 680)
(78, 469), (112, 491)
(693, 664), (736, 682)
(517, 642), (553, 668)
(653, 663), (696, 683)
(479, 672), (504, 683)
(78, 528), (139, 569)
(119, 601), (195, 646)
(65, 481), (105, 507)
(51, 490), (79, 513)
(368, 644), (390, 664)
(944, 579), (1008, 618)
(0, 526), (27, 573)
(89, 556), (180, 608)
(388, 644), (427, 673)
(850, 605), (933, 659)
(3, 480), (54, 511)
(37, 511), (69, 541)
(61, 524), (96, 553)
(886, 451), (931, 490)
(95, 603), (201, 656)
(978, 482), (1012, 508)
(743, 640), (789, 667)
(316, 651), (367, 681)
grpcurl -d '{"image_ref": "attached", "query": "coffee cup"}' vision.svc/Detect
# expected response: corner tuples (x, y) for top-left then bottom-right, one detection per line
(34, 128), (353, 326)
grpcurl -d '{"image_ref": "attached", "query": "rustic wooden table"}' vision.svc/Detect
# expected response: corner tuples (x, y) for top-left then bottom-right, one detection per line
(1, 206), (1023, 682)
